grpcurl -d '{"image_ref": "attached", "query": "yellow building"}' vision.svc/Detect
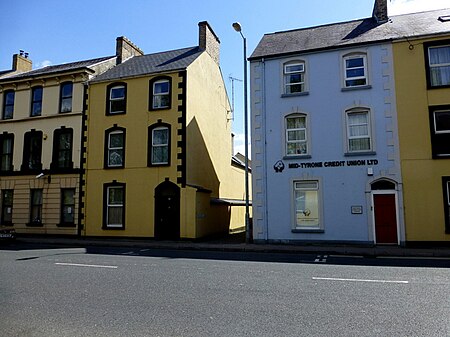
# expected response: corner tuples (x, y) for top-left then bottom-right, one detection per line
(0, 52), (116, 234)
(393, 9), (450, 243)
(83, 22), (248, 239)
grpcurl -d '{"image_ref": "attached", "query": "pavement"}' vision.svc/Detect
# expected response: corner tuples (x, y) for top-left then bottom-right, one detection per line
(8, 232), (450, 258)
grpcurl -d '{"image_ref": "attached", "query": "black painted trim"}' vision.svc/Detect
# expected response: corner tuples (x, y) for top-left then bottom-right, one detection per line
(106, 82), (127, 115)
(102, 181), (126, 230)
(149, 76), (172, 111)
(148, 122), (171, 167)
(177, 71), (187, 187)
(424, 39), (450, 90)
(104, 125), (126, 169)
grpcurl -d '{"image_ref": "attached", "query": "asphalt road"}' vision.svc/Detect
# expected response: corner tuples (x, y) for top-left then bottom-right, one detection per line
(1, 244), (449, 337)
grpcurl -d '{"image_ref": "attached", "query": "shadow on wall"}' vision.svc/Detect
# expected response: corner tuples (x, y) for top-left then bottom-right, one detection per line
(186, 116), (220, 196)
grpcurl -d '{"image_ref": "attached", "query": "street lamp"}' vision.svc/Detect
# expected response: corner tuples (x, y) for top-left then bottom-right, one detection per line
(232, 22), (251, 243)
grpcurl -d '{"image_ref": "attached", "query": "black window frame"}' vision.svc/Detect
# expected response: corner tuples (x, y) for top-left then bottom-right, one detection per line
(59, 81), (73, 113)
(442, 177), (450, 234)
(0, 133), (14, 173)
(148, 122), (171, 167)
(21, 130), (43, 172)
(28, 188), (43, 227)
(2, 90), (15, 120)
(51, 127), (74, 171)
(424, 39), (450, 89)
(1, 189), (13, 226)
(104, 126), (126, 169)
(103, 181), (125, 230)
(429, 105), (450, 158)
(30, 86), (43, 117)
(149, 76), (172, 111)
(106, 82), (127, 115)
(59, 188), (76, 227)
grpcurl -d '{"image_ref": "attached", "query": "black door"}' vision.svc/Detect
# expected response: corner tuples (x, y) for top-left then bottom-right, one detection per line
(154, 180), (180, 240)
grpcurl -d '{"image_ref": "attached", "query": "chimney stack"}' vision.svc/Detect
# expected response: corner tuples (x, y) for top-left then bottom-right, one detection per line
(198, 21), (220, 65)
(372, 0), (388, 23)
(116, 36), (144, 65)
(12, 52), (32, 73)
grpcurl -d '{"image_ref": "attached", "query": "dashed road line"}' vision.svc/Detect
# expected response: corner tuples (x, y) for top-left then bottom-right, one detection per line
(312, 277), (408, 284)
(55, 262), (118, 269)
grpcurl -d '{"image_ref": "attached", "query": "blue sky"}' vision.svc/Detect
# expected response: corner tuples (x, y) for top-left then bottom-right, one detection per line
(1, 0), (448, 154)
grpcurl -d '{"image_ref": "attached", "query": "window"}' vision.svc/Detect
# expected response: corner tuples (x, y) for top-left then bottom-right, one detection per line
(107, 83), (126, 114)
(0, 133), (14, 172)
(103, 183), (125, 229)
(51, 128), (73, 170)
(346, 109), (372, 153)
(430, 106), (450, 158)
(293, 181), (321, 230)
(426, 43), (450, 88)
(1, 190), (13, 225)
(150, 77), (171, 110)
(285, 115), (307, 156)
(59, 82), (73, 113)
(22, 130), (42, 171)
(2, 90), (14, 119)
(31, 86), (43, 117)
(284, 62), (305, 94)
(148, 124), (170, 166)
(442, 177), (450, 234)
(105, 127), (125, 168)
(344, 54), (367, 88)
(29, 189), (43, 226)
(60, 188), (75, 226)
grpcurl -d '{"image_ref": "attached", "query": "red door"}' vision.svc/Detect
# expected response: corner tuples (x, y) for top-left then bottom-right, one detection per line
(374, 194), (398, 244)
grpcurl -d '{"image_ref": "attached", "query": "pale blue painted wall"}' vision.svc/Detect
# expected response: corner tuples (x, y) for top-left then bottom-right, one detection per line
(250, 43), (404, 243)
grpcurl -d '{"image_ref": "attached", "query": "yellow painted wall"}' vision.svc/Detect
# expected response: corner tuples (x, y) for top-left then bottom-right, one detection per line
(393, 38), (450, 242)
(186, 52), (250, 233)
(84, 73), (182, 237)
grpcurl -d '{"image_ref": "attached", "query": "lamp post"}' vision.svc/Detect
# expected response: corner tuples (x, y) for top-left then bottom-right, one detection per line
(232, 22), (251, 243)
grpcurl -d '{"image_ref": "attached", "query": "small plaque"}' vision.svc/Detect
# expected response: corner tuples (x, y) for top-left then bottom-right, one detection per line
(351, 206), (363, 214)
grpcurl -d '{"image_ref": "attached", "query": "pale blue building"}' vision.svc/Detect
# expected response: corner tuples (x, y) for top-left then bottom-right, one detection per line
(249, 0), (405, 245)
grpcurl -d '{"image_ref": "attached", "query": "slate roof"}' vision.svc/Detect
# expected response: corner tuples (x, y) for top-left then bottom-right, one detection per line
(250, 8), (450, 60)
(91, 46), (203, 83)
(0, 56), (114, 82)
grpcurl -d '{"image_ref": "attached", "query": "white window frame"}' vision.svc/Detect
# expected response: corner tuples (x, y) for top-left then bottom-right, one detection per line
(285, 114), (308, 157)
(107, 130), (124, 167)
(106, 186), (124, 228)
(151, 127), (169, 165)
(345, 109), (372, 153)
(343, 53), (368, 88)
(109, 85), (125, 114)
(428, 45), (450, 87)
(433, 110), (450, 134)
(292, 180), (322, 231)
(283, 62), (305, 94)
(152, 80), (170, 109)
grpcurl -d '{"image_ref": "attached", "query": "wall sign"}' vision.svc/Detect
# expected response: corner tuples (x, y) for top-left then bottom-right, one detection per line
(288, 159), (378, 169)
(351, 206), (363, 214)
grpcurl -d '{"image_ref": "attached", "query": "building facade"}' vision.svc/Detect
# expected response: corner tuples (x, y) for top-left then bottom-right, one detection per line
(83, 22), (247, 239)
(249, 0), (405, 244)
(392, 9), (450, 243)
(0, 53), (116, 234)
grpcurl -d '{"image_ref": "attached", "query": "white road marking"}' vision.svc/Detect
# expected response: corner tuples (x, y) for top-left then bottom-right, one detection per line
(314, 255), (328, 263)
(312, 277), (408, 284)
(55, 262), (118, 269)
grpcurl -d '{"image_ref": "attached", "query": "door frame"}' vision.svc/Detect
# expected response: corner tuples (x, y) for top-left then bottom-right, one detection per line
(371, 190), (400, 245)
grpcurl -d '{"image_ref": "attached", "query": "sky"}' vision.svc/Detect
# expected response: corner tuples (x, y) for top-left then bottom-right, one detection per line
(1, 0), (449, 155)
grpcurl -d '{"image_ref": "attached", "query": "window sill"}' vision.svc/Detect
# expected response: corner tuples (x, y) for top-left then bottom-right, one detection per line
(102, 226), (125, 230)
(292, 228), (324, 233)
(341, 85), (372, 92)
(57, 223), (76, 228)
(281, 92), (309, 98)
(344, 151), (376, 157)
(27, 222), (44, 227)
(283, 155), (311, 160)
